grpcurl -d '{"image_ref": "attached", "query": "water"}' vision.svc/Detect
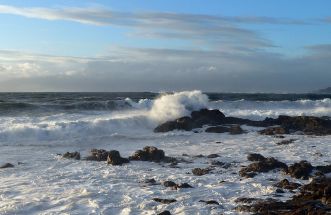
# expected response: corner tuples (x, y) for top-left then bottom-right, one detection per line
(0, 91), (330, 214)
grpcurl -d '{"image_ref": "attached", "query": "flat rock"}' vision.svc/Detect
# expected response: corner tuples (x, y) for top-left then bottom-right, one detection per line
(0, 163), (14, 168)
(153, 198), (177, 204)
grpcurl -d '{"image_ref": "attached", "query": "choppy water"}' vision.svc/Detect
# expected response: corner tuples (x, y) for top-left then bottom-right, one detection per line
(0, 91), (330, 214)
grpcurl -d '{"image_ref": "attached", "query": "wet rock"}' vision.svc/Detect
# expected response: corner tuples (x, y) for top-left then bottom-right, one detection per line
(176, 183), (193, 189)
(259, 127), (288, 135)
(107, 150), (129, 166)
(141, 178), (158, 185)
(287, 160), (313, 179)
(210, 161), (231, 169)
(153, 198), (177, 204)
(234, 197), (258, 204)
(236, 177), (331, 214)
(315, 165), (331, 174)
(86, 149), (110, 161)
(158, 211), (171, 215)
(154, 109), (226, 132)
(62, 151), (81, 160)
(229, 125), (244, 134)
(239, 157), (288, 178)
(276, 139), (297, 145)
(207, 154), (219, 158)
(199, 200), (220, 205)
(274, 179), (301, 190)
(163, 181), (177, 188)
(247, 153), (266, 162)
(205, 126), (229, 133)
(275, 188), (285, 193)
(192, 167), (211, 176)
(130, 146), (165, 162)
(0, 163), (14, 168)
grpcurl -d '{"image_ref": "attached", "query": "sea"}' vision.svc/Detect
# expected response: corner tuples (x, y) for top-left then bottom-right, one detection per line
(0, 91), (330, 214)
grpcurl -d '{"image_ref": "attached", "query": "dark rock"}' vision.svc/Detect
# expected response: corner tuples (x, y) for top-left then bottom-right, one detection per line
(107, 150), (129, 166)
(237, 177), (331, 214)
(153, 198), (177, 204)
(287, 160), (313, 179)
(275, 188), (285, 193)
(176, 183), (193, 189)
(199, 200), (220, 205)
(130, 146), (165, 162)
(276, 139), (297, 145)
(192, 167), (211, 176)
(86, 149), (110, 161)
(247, 153), (266, 162)
(229, 125), (244, 134)
(207, 154), (219, 158)
(205, 126), (229, 133)
(210, 161), (231, 169)
(315, 165), (331, 174)
(234, 197), (258, 204)
(191, 108), (225, 126)
(62, 151), (81, 160)
(163, 181), (177, 188)
(0, 163), (14, 168)
(239, 157), (288, 178)
(259, 127), (288, 135)
(141, 178), (157, 185)
(158, 211), (171, 215)
(274, 179), (301, 190)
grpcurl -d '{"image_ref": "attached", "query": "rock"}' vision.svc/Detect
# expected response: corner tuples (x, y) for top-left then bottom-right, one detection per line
(274, 179), (301, 190)
(153, 198), (177, 204)
(239, 157), (288, 178)
(247, 153), (266, 162)
(287, 160), (313, 179)
(163, 181), (177, 188)
(315, 165), (331, 174)
(275, 188), (285, 193)
(107, 150), (129, 166)
(229, 125), (244, 134)
(207, 154), (219, 158)
(62, 151), (81, 160)
(141, 178), (157, 185)
(234, 197), (258, 204)
(0, 163), (14, 168)
(191, 108), (225, 126)
(158, 211), (171, 215)
(192, 167), (211, 176)
(237, 177), (331, 214)
(259, 127), (288, 135)
(199, 200), (220, 205)
(276, 139), (297, 145)
(130, 146), (165, 162)
(205, 126), (229, 133)
(210, 161), (231, 168)
(176, 183), (193, 189)
(86, 149), (110, 161)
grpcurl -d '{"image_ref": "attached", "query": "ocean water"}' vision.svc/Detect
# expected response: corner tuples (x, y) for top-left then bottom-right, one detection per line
(0, 91), (331, 214)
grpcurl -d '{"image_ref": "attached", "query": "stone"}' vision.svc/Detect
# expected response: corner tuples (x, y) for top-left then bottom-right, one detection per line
(153, 198), (177, 204)
(287, 160), (313, 179)
(192, 167), (211, 176)
(107, 150), (129, 166)
(130, 146), (165, 162)
(0, 163), (14, 168)
(62, 151), (80, 160)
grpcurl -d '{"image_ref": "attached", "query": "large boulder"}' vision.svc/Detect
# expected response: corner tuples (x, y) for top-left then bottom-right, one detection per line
(107, 150), (129, 166)
(287, 160), (313, 180)
(239, 157), (288, 178)
(130, 146), (165, 162)
(154, 109), (226, 132)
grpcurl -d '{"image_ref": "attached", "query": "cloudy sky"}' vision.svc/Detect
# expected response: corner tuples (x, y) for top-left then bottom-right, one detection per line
(0, 0), (330, 92)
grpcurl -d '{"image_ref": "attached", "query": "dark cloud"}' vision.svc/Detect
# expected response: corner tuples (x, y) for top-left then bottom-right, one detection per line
(0, 47), (330, 93)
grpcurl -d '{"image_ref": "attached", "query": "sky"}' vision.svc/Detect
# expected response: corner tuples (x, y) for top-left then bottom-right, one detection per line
(0, 0), (330, 92)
